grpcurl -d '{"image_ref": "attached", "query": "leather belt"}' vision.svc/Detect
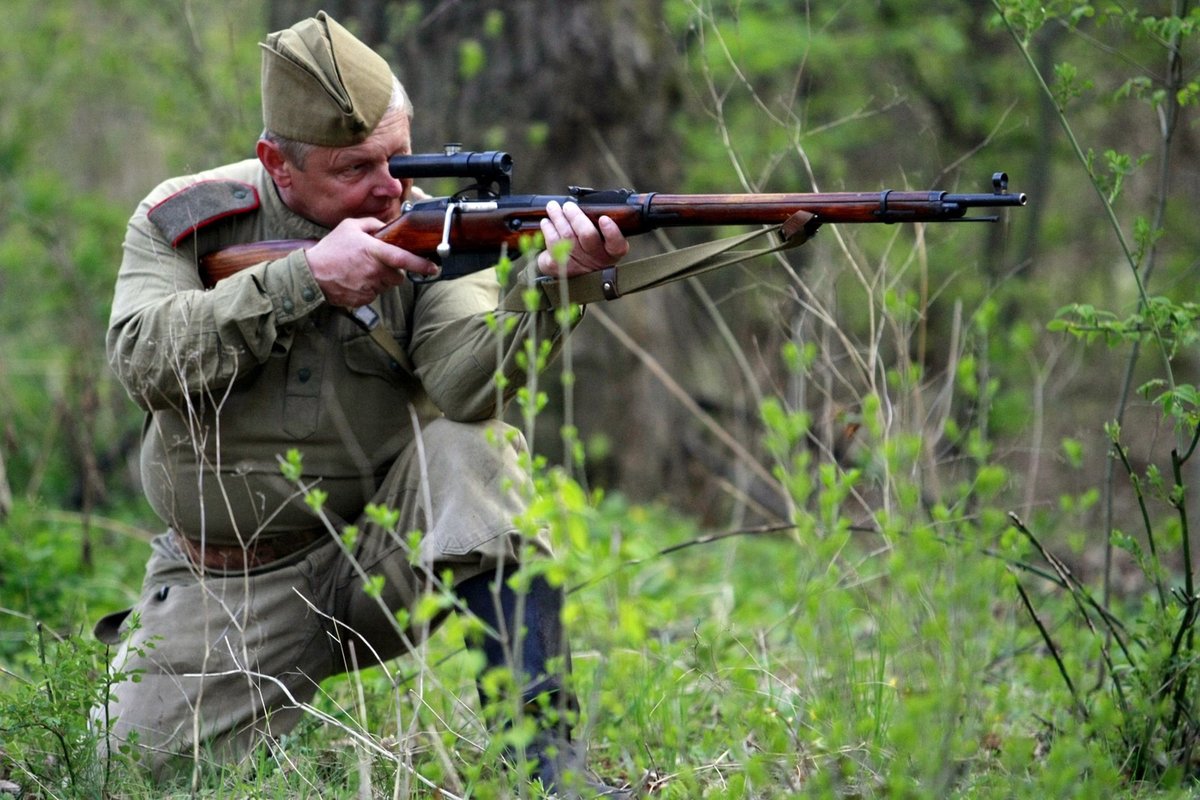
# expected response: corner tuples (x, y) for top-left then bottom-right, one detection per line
(174, 529), (325, 572)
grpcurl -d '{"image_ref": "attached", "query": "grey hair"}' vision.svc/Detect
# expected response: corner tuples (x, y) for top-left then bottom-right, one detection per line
(261, 76), (411, 170)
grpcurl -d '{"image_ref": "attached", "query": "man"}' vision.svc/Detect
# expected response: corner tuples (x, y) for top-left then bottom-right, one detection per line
(96, 11), (632, 797)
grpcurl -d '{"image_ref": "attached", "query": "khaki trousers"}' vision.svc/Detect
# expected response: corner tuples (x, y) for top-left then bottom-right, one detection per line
(95, 418), (543, 778)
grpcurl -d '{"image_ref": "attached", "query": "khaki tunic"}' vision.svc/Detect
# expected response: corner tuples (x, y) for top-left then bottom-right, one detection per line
(108, 158), (560, 548)
(99, 158), (565, 775)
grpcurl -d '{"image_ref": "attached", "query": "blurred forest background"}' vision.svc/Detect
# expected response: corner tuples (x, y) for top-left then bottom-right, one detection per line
(3, 0), (1195, 562)
(4, 0), (1200, 795)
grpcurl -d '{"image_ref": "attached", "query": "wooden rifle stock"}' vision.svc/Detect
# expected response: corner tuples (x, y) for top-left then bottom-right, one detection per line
(198, 173), (1027, 288)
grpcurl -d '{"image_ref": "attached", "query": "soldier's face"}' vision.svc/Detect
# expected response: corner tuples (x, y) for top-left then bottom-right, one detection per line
(272, 111), (414, 228)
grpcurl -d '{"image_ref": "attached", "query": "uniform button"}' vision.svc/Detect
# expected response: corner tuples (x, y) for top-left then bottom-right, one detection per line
(297, 367), (312, 383)
(302, 288), (316, 302)
(282, 298), (295, 313)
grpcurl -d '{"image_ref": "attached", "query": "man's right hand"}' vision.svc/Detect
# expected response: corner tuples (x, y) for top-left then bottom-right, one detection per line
(304, 217), (440, 308)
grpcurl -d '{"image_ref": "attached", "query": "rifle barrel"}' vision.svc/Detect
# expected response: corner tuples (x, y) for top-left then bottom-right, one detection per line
(642, 190), (1026, 226)
(199, 183), (1027, 287)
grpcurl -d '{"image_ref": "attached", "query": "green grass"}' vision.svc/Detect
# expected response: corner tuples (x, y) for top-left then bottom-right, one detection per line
(5, 478), (1191, 799)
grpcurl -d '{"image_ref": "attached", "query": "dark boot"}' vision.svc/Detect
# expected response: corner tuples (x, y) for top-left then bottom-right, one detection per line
(457, 569), (633, 798)
(523, 730), (633, 798)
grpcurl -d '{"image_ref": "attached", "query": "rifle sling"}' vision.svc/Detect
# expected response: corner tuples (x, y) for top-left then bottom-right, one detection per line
(502, 212), (816, 311)
(355, 213), (815, 372)
(347, 304), (416, 376)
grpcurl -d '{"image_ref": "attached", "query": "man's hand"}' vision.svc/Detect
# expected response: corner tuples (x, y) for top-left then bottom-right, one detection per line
(305, 217), (440, 307)
(537, 200), (630, 278)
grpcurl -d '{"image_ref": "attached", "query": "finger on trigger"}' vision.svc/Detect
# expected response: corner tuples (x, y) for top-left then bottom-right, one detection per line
(374, 239), (434, 277)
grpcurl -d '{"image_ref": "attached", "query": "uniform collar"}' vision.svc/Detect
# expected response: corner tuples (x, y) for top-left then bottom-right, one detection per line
(255, 163), (332, 240)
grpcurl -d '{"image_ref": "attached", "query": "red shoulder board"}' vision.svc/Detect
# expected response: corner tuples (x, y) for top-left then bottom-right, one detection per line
(147, 180), (260, 246)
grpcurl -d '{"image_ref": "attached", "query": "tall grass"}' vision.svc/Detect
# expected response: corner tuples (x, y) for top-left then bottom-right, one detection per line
(6, 4), (1200, 798)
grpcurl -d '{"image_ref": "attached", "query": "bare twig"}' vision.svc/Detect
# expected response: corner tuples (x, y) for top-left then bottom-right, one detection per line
(588, 307), (787, 506)
(187, 661), (465, 800)
(1012, 573), (1089, 721)
(0, 443), (11, 520)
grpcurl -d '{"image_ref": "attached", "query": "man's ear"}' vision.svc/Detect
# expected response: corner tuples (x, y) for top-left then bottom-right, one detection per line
(257, 139), (293, 188)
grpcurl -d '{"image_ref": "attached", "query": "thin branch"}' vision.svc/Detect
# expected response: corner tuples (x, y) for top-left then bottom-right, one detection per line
(1012, 573), (1089, 721)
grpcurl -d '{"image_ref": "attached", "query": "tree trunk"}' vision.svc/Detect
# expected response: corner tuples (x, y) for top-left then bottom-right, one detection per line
(266, 1), (716, 507)
(390, 1), (694, 502)
(391, 0), (696, 503)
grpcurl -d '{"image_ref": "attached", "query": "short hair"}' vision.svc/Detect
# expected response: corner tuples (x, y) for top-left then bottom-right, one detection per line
(261, 76), (411, 170)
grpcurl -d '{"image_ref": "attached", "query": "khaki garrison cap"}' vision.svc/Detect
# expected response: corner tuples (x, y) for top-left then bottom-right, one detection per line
(261, 10), (396, 146)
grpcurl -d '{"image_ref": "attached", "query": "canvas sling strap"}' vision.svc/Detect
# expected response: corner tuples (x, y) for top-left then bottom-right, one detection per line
(353, 210), (816, 370)
(499, 209), (818, 312)
(348, 304), (416, 375)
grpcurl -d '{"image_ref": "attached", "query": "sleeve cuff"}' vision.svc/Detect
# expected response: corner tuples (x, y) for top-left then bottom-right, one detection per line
(262, 249), (325, 324)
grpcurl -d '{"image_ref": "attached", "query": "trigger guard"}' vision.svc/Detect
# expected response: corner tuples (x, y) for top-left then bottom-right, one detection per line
(408, 264), (443, 284)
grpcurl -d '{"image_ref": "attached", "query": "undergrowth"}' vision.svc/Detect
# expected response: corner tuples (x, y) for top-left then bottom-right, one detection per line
(6, 4), (1200, 799)
(0, 458), (1154, 798)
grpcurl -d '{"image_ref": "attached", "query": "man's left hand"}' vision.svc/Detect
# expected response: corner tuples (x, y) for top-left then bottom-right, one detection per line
(537, 200), (630, 278)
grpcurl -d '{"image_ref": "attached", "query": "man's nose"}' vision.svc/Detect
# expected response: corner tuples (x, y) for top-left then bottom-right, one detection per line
(373, 166), (404, 197)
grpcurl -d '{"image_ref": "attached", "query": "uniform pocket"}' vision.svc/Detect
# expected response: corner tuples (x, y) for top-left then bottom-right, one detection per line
(343, 330), (413, 384)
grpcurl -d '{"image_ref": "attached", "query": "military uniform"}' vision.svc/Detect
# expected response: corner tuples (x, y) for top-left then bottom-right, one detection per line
(95, 15), (636, 797)
(108, 155), (559, 551)
(99, 84), (569, 790)
(98, 148), (565, 774)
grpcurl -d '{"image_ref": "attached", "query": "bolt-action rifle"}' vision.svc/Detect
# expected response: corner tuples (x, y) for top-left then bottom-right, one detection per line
(198, 145), (1027, 291)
